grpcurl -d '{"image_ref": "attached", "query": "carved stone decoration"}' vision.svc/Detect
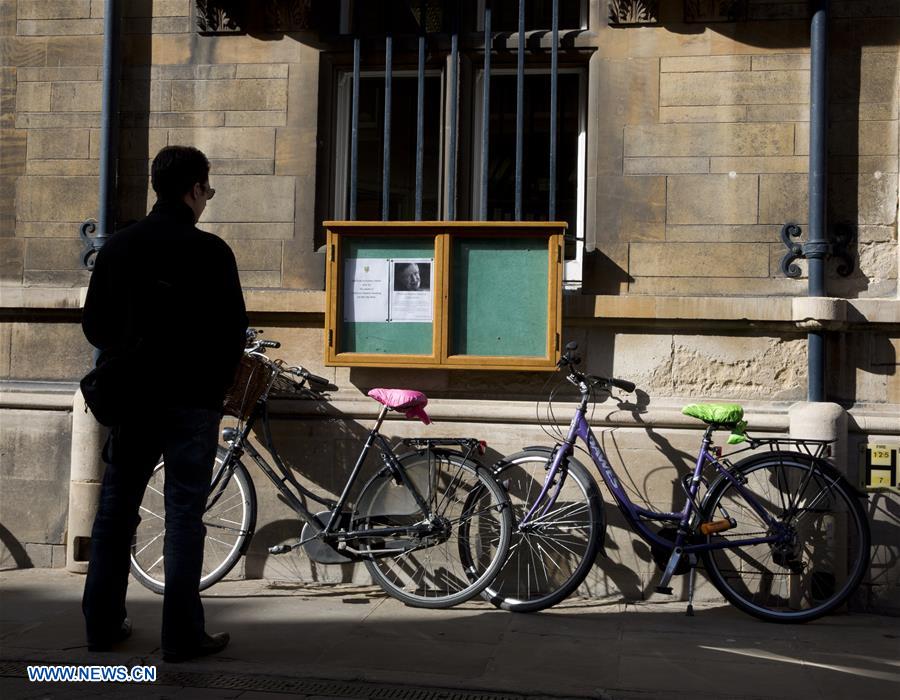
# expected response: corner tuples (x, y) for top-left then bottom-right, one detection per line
(608, 0), (660, 25)
(684, 0), (748, 23)
(411, 0), (443, 33)
(264, 0), (314, 33)
(194, 0), (245, 34)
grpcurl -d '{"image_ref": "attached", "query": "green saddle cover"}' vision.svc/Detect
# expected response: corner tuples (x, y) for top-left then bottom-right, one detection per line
(681, 403), (748, 444)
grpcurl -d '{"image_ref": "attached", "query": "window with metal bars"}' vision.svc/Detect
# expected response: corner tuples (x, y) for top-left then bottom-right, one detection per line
(326, 1), (589, 285)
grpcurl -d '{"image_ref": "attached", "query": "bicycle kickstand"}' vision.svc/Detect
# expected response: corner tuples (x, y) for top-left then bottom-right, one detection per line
(685, 561), (697, 617)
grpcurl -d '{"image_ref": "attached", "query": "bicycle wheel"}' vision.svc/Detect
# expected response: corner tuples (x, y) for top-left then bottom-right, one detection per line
(701, 452), (870, 623)
(130, 447), (257, 594)
(356, 449), (512, 609)
(477, 447), (604, 612)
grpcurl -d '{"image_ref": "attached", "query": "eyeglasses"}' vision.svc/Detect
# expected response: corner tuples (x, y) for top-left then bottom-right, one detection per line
(204, 184), (216, 200)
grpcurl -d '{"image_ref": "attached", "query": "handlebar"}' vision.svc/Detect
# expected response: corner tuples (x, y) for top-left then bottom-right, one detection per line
(558, 341), (635, 395)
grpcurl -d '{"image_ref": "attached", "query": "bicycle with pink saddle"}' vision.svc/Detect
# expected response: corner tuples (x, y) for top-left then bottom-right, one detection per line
(129, 331), (512, 609)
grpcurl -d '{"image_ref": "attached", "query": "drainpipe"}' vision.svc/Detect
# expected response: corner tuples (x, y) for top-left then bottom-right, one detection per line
(68, 0), (120, 572)
(806, 0), (828, 402)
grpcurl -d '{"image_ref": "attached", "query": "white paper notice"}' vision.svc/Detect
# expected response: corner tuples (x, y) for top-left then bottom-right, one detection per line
(344, 258), (389, 322)
(389, 259), (433, 322)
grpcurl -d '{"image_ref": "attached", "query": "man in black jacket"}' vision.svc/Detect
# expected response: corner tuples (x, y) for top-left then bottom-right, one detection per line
(81, 146), (248, 662)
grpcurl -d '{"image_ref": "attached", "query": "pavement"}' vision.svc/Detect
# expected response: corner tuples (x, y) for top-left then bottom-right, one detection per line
(0, 569), (898, 700)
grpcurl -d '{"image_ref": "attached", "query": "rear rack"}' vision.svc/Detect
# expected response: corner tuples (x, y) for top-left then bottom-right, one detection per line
(401, 437), (487, 456)
(743, 436), (833, 460)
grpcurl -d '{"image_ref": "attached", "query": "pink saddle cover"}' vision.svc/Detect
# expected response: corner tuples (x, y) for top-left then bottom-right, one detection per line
(367, 388), (432, 425)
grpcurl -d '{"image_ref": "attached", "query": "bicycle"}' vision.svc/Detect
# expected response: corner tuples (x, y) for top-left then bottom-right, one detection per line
(129, 329), (513, 609)
(474, 341), (870, 622)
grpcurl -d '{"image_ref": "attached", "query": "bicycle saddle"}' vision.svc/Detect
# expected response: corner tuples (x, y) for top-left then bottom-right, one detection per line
(367, 388), (432, 425)
(681, 403), (743, 427)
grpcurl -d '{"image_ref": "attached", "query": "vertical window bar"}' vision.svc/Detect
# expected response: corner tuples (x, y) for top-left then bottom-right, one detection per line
(415, 1), (426, 221)
(480, 0), (492, 220)
(514, 0), (525, 220)
(447, 2), (459, 221)
(548, 0), (558, 219)
(382, 33), (392, 221)
(349, 30), (360, 220)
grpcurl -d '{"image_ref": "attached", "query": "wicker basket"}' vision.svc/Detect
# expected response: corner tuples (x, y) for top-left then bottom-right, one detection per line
(223, 354), (276, 420)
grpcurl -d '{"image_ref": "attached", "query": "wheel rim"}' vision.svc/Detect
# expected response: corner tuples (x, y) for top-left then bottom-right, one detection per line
(359, 455), (509, 605)
(705, 461), (867, 619)
(484, 454), (598, 606)
(131, 457), (251, 589)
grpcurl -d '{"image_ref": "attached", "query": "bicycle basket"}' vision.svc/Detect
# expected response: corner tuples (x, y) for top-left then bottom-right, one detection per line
(223, 354), (276, 420)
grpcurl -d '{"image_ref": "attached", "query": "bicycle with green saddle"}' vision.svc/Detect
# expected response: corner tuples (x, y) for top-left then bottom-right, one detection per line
(476, 342), (870, 622)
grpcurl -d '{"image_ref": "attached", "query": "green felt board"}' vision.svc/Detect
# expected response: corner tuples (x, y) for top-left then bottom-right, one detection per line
(450, 238), (548, 357)
(341, 237), (434, 355)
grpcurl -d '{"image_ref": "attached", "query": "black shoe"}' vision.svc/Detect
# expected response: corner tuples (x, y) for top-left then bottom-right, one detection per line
(162, 632), (230, 663)
(87, 618), (133, 652)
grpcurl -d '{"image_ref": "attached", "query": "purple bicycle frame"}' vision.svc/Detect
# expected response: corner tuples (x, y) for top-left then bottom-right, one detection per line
(522, 403), (782, 555)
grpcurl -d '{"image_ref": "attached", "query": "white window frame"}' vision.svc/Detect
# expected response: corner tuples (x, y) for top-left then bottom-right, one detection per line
(472, 67), (587, 288)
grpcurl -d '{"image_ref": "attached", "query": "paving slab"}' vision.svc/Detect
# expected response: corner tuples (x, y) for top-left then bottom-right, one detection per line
(0, 569), (897, 699)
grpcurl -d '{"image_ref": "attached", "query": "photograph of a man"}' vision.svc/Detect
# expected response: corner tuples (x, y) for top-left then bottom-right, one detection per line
(80, 145), (248, 663)
(393, 261), (431, 292)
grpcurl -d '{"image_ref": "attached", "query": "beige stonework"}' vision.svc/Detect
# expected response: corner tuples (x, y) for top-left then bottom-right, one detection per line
(171, 78), (289, 113)
(202, 175), (295, 223)
(624, 123), (794, 157)
(659, 70), (809, 107)
(666, 174), (759, 225)
(15, 175), (98, 223)
(26, 128), (90, 160)
(17, 1), (92, 21)
(630, 242), (769, 278)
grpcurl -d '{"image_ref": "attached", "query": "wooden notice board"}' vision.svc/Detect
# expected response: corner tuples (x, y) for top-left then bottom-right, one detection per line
(324, 221), (565, 370)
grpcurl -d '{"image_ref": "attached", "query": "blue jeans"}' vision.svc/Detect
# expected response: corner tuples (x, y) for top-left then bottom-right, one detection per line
(82, 407), (222, 652)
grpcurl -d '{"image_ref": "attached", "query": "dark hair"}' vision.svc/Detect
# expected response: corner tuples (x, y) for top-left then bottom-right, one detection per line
(150, 145), (210, 201)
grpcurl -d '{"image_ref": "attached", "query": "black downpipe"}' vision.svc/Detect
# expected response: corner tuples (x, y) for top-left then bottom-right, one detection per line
(807, 0), (829, 402)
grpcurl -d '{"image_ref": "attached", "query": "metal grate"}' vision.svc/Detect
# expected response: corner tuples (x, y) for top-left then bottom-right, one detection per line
(0, 660), (601, 699)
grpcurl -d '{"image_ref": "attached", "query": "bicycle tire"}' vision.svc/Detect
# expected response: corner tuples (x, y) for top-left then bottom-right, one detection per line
(356, 449), (512, 609)
(700, 452), (870, 623)
(130, 447), (257, 594)
(475, 447), (604, 612)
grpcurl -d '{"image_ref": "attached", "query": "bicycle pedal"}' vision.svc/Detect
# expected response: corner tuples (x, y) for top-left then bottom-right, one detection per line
(268, 544), (292, 555)
(655, 586), (673, 595)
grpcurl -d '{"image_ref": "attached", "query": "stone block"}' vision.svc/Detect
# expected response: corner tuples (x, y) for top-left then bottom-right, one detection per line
(202, 175), (295, 223)
(0, 37), (47, 68)
(758, 173), (808, 224)
(50, 81), (102, 112)
(623, 157), (708, 175)
(150, 64), (234, 80)
(625, 276), (807, 297)
(24, 238), (83, 270)
(665, 224), (790, 243)
(660, 70), (809, 106)
(0, 176), (17, 231)
(207, 158), (273, 175)
(666, 174), (759, 225)
(238, 270), (281, 288)
(17, 18), (103, 35)
(23, 270), (91, 287)
(118, 127), (167, 160)
(8, 321), (92, 380)
(208, 33), (315, 65)
(145, 111), (225, 128)
(17, 1), (92, 20)
(0, 476), (70, 545)
(0, 128), (26, 175)
(751, 53), (810, 71)
(213, 223), (294, 240)
(274, 127), (316, 175)
(169, 127), (276, 160)
(225, 111), (286, 127)
(624, 124), (794, 157)
(710, 156), (807, 174)
(831, 121), (899, 157)
(286, 61), (319, 124)
(123, 16), (191, 34)
(746, 104), (808, 122)
(26, 158), (98, 176)
(830, 172), (898, 225)
(0, 409), (72, 481)
(229, 239), (282, 271)
(629, 242), (769, 278)
(26, 128), (90, 160)
(171, 79), (288, 113)
(658, 106), (747, 123)
(15, 81), (50, 112)
(0, 238), (24, 285)
(595, 175), (666, 242)
(17, 66), (99, 82)
(857, 52), (900, 105)
(660, 55), (751, 73)
(120, 80), (172, 114)
(15, 175), (98, 222)
(44, 35), (103, 65)
(237, 64), (290, 79)
(16, 112), (100, 128)
(282, 238), (325, 291)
